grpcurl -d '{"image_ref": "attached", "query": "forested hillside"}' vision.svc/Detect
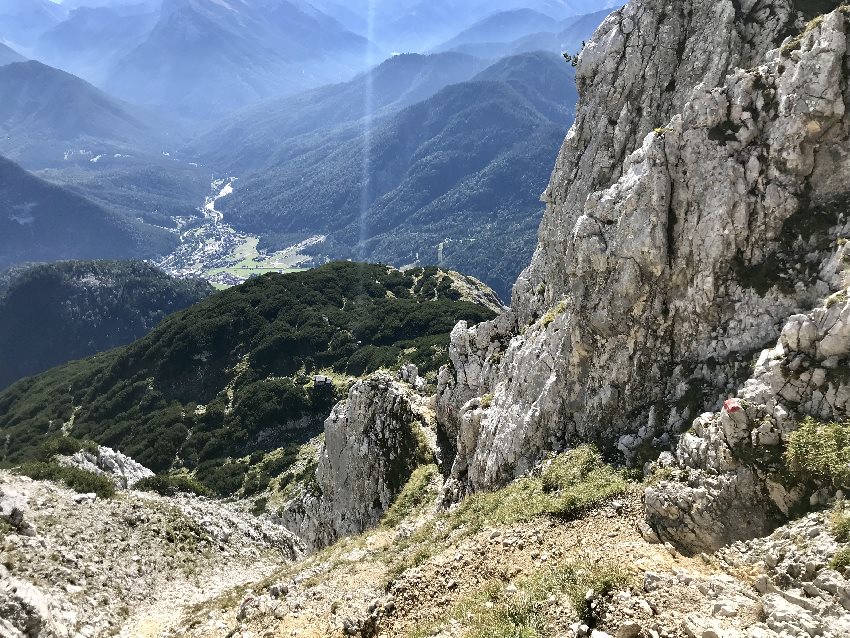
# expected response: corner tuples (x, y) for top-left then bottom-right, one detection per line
(220, 52), (577, 299)
(0, 263), (497, 495)
(0, 155), (177, 269)
(0, 260), (213, 389)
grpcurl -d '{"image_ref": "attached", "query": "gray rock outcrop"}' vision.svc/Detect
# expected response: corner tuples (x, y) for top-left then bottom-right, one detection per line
(0, 577), (58, 638)
(57, 446), (154, 490)
(282, 372), (435, 550)
(437, 0), (850, 495)
(646, 289), (850, 551)
(0, 487), (36, 537)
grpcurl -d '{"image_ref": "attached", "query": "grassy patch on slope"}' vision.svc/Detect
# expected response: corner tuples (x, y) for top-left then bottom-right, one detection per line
(388, 445), (628, 578)
(411, 560), (633, 638)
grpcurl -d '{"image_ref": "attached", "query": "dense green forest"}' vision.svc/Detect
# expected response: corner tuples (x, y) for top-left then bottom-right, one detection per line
(0, 263), (496, 495)
(0, 260), (213, 389)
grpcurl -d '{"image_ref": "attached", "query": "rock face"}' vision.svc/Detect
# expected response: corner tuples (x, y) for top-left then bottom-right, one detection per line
(282, 370), (435, 550)
(716, 510), (850, 637)
(57, 446), (154, 490)
(645, 291), (850, 551)
(0, 487), (36, 537)
(599, 509), (850, 638)
(437, 0), (850, 495)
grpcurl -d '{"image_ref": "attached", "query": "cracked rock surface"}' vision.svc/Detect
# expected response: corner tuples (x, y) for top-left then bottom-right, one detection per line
(281, 370), (436, 551)
(438, 0), (850, 496)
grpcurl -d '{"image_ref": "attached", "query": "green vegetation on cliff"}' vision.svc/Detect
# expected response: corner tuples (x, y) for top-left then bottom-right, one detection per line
(0, 262), (496, 494)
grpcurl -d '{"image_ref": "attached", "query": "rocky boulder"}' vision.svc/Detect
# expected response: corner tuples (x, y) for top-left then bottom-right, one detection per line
(0, 577), (58, 638)
(646, 290), (850, 551)
(0, 486), (36, 538)
(282, 372), (436, 550)
(57, 445), (153, 490)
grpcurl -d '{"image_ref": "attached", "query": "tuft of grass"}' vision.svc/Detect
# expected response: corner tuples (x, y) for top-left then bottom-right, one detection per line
(782, 14), (826, 55)
(831, 502), (850, 542)
(541, 301), (568, 328)
(830, 547), (850, 571)
(387, 446), (627, 583)
(17, 462), (116, 498)
(785, 417), (850, 489)
(447, 445), (627, 535)
(826, 290), (848, 308)
(382, 464), (439, 528)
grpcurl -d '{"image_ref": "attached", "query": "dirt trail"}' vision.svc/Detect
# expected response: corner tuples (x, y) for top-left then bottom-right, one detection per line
(178, 490), (726, 638)
(120, 559), (280, 638)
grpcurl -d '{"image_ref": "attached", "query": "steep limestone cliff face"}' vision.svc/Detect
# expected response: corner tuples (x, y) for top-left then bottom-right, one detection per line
(646, 287), (850, 551)
(438, 0), (850, 495)
(282, 370), (435, 550)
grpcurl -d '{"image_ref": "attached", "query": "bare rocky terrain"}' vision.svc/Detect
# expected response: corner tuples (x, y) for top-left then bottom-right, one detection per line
(0, 472), (300, 638)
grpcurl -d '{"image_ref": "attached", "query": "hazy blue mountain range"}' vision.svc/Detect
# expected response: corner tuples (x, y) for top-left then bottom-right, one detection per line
(0, 260), (213, 389)
(36, 3), (159, 84)
(0, 0), (66, 50)
(0, 155), (176, 269)
(0, 42), (25, 65)
(217, 52), (578, 299)
(0, 56), (209, 231)
(0, 1), (615, 299)
(504, 8), (614, 58)
(101, 0), (379, 119)
(311, 0), (617, 52)
(189, 52), (490, 173)
(431, 9), (560, 53)
(0, 60), (170, 167)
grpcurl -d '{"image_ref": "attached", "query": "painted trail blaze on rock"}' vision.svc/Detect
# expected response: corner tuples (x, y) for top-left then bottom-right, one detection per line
(723, 399), (743, 413)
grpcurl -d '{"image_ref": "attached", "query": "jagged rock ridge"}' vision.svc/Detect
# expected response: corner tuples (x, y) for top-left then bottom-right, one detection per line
(437, 0), (850, 497)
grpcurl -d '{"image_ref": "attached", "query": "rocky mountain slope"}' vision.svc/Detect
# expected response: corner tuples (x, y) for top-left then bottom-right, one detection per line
(0, 260), (213, 389)
(0, 469), (301, 638)
(5, 2), (850, 638)
(437, 0), (850, 495)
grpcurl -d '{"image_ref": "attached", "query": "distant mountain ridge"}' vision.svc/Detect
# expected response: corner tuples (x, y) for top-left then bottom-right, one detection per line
(0, 0), (66, 50)
(311, 0), (616, 51)
(36, 4), (159, 83)
(190, 52), (489, 173)
(431, 8), (560, 53)
(102, 0), (380, 118)
(217, 51), (578, 299)
(0, 60), (168, 166)
(0, 42), (25, 65)
(0, 260), (213, 389)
